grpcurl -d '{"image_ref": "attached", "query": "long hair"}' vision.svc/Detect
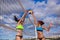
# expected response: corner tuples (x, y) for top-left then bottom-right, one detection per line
(14, 16), (19, 22)
(38, 21), (44, 25)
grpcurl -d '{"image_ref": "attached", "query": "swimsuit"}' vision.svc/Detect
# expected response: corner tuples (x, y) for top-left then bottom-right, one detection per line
(16, 35), (23, 39)
(36, 26), (44, 40)
(16, 24), (24, 30)
(36, 26), (43, 32)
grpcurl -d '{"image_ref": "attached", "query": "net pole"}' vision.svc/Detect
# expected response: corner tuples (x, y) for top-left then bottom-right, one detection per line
(28, 16), (37, 40)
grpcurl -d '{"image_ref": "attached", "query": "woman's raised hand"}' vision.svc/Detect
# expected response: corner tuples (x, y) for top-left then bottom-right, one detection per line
(49, 23), (53, 27)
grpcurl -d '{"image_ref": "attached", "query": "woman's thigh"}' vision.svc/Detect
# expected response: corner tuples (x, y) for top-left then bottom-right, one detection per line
(42, 37), (45, 40)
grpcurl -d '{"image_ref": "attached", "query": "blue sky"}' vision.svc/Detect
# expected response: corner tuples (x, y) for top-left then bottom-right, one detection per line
(33, 0), (47, 4)
(0, 0), (60, 40)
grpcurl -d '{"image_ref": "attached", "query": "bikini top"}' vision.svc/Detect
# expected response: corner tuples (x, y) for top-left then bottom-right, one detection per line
(16, 24), (24, 30)
(36, 26), (43, 31)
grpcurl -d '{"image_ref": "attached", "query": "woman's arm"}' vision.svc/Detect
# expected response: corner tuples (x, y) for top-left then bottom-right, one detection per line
(17, 10), (28, 25)
(42, 23), (53, 31)
(31, 13), (38, 26)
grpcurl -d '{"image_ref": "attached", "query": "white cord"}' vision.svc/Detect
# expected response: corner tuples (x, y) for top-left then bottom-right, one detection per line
(28, 16), (37, 40)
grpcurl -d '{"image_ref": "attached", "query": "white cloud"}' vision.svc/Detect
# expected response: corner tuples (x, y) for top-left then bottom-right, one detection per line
(3, 18), (14, 23)
(2, 14), (15, 23)
(32, 0), (60, 18)
(45, 0), (60, 15)
(24, 18), (32, 25)
(43, 17), (60, 26)
(5, 24), (10, 26)
(0, 16), (3, 19)
(11, 13), (19, 16)
(0, 0), (60, 38)
(1, 0), (22, 14)
(1, 0), (60, 16)
(27, 25), (33, 29)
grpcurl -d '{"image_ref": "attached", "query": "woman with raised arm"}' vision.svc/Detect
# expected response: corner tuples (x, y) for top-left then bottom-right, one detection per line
(29, 11), (53, 40)
(15, 10), (28, 40)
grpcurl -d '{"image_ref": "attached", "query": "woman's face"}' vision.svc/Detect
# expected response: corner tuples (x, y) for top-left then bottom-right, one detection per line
(38, 22), (41, 26)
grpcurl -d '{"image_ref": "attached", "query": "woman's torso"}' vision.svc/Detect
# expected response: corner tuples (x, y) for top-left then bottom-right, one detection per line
(16, 24), (24, 30)
(36, 26), (43, 32)
(36, 26), (44, 38)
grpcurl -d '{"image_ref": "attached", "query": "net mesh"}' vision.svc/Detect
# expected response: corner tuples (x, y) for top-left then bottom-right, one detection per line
(0, 0), (36, 40)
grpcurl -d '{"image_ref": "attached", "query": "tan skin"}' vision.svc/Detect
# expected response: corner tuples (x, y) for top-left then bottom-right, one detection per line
(16, 10), (28, 40)
(30, 11), (53, 40)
